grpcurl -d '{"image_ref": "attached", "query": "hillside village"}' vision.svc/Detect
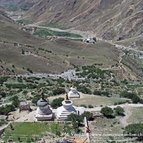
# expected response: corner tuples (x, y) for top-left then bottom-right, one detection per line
(0, 0), (143, 143)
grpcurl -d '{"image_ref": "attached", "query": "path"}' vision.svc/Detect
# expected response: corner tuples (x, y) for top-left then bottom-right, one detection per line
(25, 24), (95, 38)
(85, 103), (143, 112)
(120, 106), (132, 127)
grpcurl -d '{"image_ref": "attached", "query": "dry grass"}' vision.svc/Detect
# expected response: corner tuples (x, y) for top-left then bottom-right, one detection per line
(127, 107), (143, 124)
(0, 35), (120, 74)
(49, 94), (128, 107)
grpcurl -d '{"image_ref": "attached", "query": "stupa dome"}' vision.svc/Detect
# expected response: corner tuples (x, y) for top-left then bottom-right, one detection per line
(56, 94), (77, 121)
(37, 98), (49, 107)
(68, 87), (80, 98)
(35, 97), (53, 121)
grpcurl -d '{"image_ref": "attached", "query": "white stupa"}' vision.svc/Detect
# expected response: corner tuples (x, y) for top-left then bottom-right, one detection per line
(68, 87), (80, 98)
(56, 95), (77, 121)
(35, 96), (53, 121)
(56, 94), (85, 121)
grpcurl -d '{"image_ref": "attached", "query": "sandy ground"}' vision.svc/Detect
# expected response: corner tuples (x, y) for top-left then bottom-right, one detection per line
(120, 106), (132, 127)
(7, 102), (143, 125)
(8, 108), (37, 122)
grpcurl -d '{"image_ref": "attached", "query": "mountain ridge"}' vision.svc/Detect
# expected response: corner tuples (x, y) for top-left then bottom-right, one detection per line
(24, 0), (143, 43)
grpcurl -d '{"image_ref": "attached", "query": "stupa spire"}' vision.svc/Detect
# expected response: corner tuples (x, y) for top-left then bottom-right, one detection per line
(65, 93), (69, 100)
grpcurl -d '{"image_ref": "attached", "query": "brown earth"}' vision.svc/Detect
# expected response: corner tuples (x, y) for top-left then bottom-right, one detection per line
(24, 0), (143, 43)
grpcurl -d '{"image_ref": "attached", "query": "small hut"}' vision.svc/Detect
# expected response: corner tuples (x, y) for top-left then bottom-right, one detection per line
(19, 101), (31, 111)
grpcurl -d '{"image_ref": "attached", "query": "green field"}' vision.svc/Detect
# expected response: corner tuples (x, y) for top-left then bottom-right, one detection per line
(3, 122), (63, 142)
(33, 28), (82, 38)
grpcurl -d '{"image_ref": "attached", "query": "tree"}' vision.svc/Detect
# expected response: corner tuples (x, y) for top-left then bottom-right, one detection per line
(124, 123), (143, 141)
(77, 85), (92, 94)
(120, 91), (140, 103)
(11, 96), (20, 108)
(51, 97), (64, 109)
(21, 49), (25, 54)
(32, 95), (40, 105)
(101, 107), (114, 118)
(114, 106), (125, 116)
(67, 113), (83, 133)
(81, 111), (94, 121)
(0, 91), (6, 98)
(52, 88), (65, 95)
(0, 105), (15, 115)
(88, 105), (94, 108)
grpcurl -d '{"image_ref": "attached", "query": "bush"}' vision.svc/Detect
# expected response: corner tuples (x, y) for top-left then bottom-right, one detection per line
(0, 91), (6, 98)
(10, 96), (20, 108)
(80, 104), (87, 108)
(51, 97), (64, 109)
(0, 105), (15, 115)
(27, 68), (33, 73)
(81, 111), (94, 121)
(88, 105), (94, 108)
(101, 107), (114, 118)
(120, 91), (140, 103)
(77, 86), (92, 94)
(52, 88), (65, 95)
(93, 90), (110, 97)
(0, 76), (9, 85)
(114, 100), (128, 105)
(93, 90), (102, 96)
(114, 106), (125, 116)
(32, 95), (40, 105)
(124, 123), (143, 141)
(5, 83), (37, 89)
(67, 113), (83, 133)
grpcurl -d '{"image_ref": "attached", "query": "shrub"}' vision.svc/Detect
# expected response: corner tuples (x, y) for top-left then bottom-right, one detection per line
(32, 95), (40, 105)
(80, 104), (87, 108)
(114, 106), (125, 116)
(0, 91), (6, 98)
(0, 105), (15, 115)
(81, 111), (94, 121)
(21, 49), (25, 54)
(77, 86), (92, 94)
(88, 105), (94, 108)
(67, 113), (83, 133)
(0, 76), (9, 85)
(124, 123), (143, 141)
(51, 97), (64, 108)
(52, 88), (65, 95)
(120, 91), (141, 103)
(27, 68), (33, 73)
(10, 96), (20, 108)
(101, 107), (114, 118)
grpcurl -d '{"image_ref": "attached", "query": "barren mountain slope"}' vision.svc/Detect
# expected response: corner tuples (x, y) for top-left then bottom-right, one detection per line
(0, 10), (122, 76)
(0, 0), (39, 11)
(0, 10), (42, 44)
(25, 0), (143, 42)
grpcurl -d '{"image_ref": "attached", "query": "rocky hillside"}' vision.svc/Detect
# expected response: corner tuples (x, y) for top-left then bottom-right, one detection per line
(0, 0), (38, 11)
(0, 9), (121, 76)
(25, 0), (143, 42)
(0, 9), (41, 44)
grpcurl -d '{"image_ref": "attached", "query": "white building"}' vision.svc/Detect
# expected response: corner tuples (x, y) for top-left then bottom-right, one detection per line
(83, 37), (96, 44)
(68, 87), (80, 98)
(35, 97), (53, 121)
(56, 95), (85, 121)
